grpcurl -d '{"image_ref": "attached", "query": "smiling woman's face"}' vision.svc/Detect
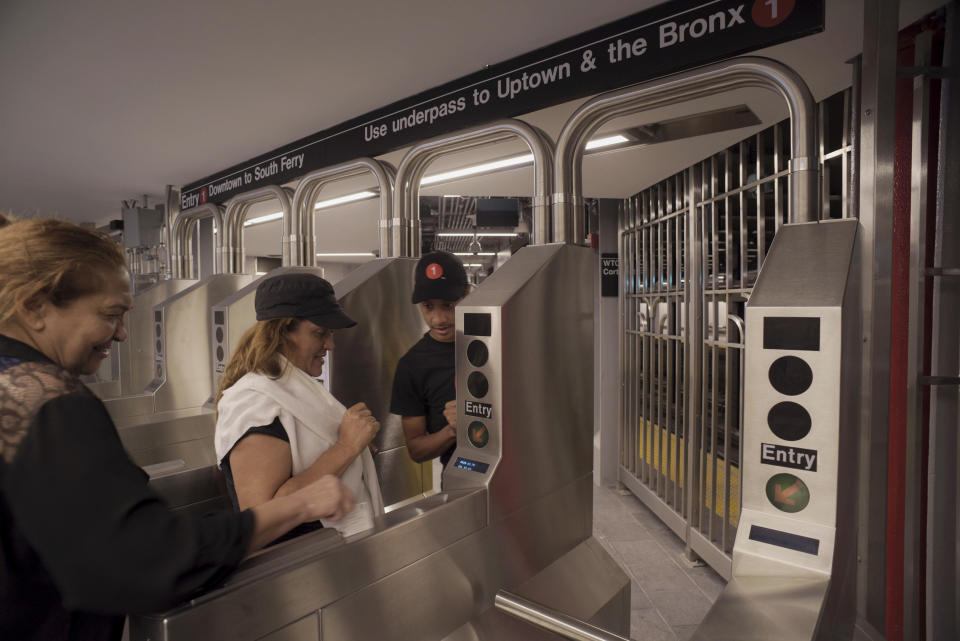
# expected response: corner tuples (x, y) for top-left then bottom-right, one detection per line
(281, 319), (335, 377)
(35, 268), (133, 375)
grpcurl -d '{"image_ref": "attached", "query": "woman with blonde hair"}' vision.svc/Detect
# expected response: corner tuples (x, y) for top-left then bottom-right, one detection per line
(215, 272), (383, 541)
(0, 218), (353, 641)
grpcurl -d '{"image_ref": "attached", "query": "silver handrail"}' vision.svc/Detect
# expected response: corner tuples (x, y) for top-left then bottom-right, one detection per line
(494, 591), (632, 641)
(394, 118), (554, 255)
(222, 185), (294, 272)
(290, 158), (395, 263)
(170, 203), (225, 279)
(554, 56), (818, 244)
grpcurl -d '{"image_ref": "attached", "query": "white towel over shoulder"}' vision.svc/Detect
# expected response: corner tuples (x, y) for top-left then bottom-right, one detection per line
(216, 357), (383, 536)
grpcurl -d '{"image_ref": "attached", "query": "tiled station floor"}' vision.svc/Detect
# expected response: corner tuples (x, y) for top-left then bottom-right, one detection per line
(593, 483), (726, 641)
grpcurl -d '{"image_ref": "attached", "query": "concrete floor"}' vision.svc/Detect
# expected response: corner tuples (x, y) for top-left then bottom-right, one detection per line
(593, 483), (727, 641)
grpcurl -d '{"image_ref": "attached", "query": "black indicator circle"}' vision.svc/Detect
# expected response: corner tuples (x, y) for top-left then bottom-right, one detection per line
(216, 346), (224, 362)
(467, 340), (489, 367)
(215, 327), (224, 343)
(156, 340), (162, 354)
(467, 371), (489, 398)
(768, 356), (813, 396)
(767, 402), (812, 441)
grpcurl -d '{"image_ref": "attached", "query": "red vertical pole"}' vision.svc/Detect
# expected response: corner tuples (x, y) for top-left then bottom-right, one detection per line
(885, 30), (916, 641)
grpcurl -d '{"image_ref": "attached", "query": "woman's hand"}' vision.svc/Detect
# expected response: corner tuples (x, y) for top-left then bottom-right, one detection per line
(337, 402), (380, 456)
(294, 474), (355, 522)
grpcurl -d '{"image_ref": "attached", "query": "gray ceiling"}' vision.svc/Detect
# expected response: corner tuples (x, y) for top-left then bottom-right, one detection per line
(0, 0), (942, 253)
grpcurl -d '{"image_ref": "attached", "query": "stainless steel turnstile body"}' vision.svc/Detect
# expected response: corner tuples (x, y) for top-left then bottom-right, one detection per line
(129, 244), (629, 641)
(104, 274), (253, 514)
(105, 273), (253, 420)
(330, 259), (433, 508)
(86, 278), (196, 400)
(692, 220), (860, 641)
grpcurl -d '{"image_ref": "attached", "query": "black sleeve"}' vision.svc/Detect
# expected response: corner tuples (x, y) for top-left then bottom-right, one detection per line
(389, 356), (426, 417)
(220, 417), (288, 511)
(245, 416), (288, 442)
(4, 392), (255, 615)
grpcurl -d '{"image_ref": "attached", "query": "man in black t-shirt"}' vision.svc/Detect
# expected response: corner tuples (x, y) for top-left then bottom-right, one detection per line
(390, 251), (469, 468)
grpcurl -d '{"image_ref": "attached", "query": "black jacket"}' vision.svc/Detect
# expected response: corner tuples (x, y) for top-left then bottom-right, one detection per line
(0, 335), (254, 641)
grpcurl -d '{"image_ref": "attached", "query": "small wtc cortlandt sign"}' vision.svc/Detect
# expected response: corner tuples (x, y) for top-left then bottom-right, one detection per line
(601, 253), (619, 297)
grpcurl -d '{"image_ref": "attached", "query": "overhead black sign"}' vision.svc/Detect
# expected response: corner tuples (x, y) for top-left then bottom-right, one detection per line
(181, 0), (824, 209)
(601, 253), (619, 297)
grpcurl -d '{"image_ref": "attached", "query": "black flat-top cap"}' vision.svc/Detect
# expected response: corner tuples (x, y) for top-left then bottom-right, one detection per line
(255, 273), (356, 328)
(412, 251), (468, 303)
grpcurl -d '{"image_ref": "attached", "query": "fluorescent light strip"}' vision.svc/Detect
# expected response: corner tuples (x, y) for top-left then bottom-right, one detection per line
(453, 252), (497, 256)
(315, 190), (378, 209)
(244, 192), (378, 227)
(436, 232), (518, 237)
(315, 252), (376, 257)
(585, 134), (629, 150)
(243, 134), (628, 228)
(463, 263), (483, 267)
(244, 211), (284, 226)
(421, 154), (534, 185)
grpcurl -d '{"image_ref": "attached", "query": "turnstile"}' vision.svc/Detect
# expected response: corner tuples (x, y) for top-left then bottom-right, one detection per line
(128, 244), (630, 641)
(692, 220), (860, 641)
(86, 278), (195, 400)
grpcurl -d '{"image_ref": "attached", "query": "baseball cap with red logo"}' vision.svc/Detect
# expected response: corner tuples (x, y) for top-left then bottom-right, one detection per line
(412, 250), (468, 303)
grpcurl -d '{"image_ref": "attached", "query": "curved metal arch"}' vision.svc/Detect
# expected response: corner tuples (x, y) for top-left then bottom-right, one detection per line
(394, 118), (554, 255)
(170, 203), (225, 279)
(554, 56), (818, 244)
(223, 185), (294, 272)
(291, 158), (396, 264)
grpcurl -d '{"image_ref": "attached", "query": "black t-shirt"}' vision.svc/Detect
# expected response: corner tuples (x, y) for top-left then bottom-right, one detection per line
(390, 332), (456, 467)
(220, 418), (323, 544)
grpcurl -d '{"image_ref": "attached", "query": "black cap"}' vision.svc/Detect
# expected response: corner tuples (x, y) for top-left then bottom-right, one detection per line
(412, 251), (468, 303)
(254, 273), (356, 329)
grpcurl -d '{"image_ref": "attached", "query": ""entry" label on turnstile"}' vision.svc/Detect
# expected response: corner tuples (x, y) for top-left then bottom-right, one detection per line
(761, 442), (818, 471)
(464, 400), (493, 419)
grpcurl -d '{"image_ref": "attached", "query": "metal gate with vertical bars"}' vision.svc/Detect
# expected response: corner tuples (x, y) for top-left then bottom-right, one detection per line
(618, 89), (855, 578)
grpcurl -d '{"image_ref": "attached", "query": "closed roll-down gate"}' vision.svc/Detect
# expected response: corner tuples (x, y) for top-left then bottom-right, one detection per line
(618, 90), (854, 578)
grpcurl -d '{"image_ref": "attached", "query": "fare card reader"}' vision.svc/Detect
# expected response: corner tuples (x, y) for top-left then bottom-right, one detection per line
(445, 243), (598, 522)
(734, 219), (859, 581)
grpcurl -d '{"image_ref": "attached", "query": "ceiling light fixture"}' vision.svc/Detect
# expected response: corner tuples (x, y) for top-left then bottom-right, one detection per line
(314, 190), (378, 209)
(244, 134), (632, 228)
(585, 134), (630, 150)
(315, 252), (376, 257)
(436, 232), (518, 237)
(421, 154), (534, 185)
(453, 252), (496, 256)
(244, 212), (285, 226)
